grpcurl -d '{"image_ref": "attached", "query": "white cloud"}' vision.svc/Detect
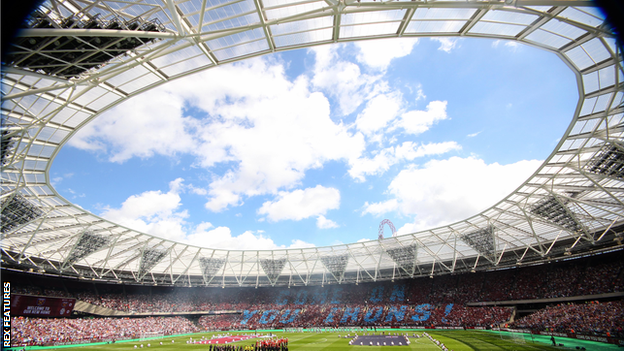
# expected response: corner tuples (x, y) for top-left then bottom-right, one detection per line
(188, 184), (208, 196)
(400, 141), (462, 160)
(414, 84), (426, 102)
(362, 199), (398, 216)
(204, 176), (243, 212)
(316, 215), (339, 229)
(349, 141), (461, 181)
(68, 48), (514, 248)
(289, 239), (317, 249)
(258, 185), (340, 222)
(190, 58), (364, 212)
(196, 71), (364, 211)
(505, 41), (520, 51)
(73, 56), (366, 214)
(431, 38), (458, 53)
(348, 149), (394, 182)
(185, 226), (314, 250)
(492, 39), (520, 52)
(467, 131), (481, 138)
(64, 187), (86, 199)
(355, 38), (419, 70)
(398, 100), (448, 135)
(51, 173), (73, 187)
(355, 92), (403, 136)
(310, 45), (379, 116)
(371, 156), (543, 233)
(99, 178), (188, 241)
(69, 90), (196, 163)
(99, 180), (316, 250)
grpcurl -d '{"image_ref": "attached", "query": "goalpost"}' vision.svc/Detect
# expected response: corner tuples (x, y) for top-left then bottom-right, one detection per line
(498, 329), (527, 344)
(140, 331), (165, 341)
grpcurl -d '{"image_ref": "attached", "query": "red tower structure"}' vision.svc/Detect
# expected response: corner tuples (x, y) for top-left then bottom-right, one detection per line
(378, 219), (396, 240)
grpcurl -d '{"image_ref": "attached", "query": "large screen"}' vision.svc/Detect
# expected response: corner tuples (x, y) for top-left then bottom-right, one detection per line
(11, 295), (75, 317)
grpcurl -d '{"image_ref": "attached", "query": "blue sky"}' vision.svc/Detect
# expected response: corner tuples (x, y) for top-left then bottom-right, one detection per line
(50, 37), (577, 250)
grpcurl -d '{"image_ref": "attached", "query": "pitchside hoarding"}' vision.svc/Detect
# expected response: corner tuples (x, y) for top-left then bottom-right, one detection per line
(11, 295), (75, 317)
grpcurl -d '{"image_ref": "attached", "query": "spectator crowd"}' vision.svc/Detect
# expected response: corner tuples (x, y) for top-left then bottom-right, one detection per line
(512, 300), (624, 337)
(8, 251), (624, 346)
(11, 316), (198, 346)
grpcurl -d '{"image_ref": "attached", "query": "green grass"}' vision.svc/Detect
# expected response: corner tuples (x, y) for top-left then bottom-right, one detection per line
(10, 330), (619, 351)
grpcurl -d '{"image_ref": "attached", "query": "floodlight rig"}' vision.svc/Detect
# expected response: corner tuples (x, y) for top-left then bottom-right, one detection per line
(137, 247), (168, 281)
(5, 10), (166, 78)
(530, 195), (582, 233)
(1, 194), (44, 234)
(321, 254), (349, 283)
(0, 130), (17, 166)
(260, 258), (287, 285)
(584, 142), (624, 180)
(460, 225), (496, 264)
(385, 244), (418, 276)
(62, 230), (111, 269)
(199, 257), (225, 285)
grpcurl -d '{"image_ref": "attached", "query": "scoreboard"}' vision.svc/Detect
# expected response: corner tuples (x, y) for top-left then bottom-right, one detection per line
(11, 295), (75, 317)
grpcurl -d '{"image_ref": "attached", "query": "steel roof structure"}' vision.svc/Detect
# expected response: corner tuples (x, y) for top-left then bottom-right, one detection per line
(1, 0), (623, 288)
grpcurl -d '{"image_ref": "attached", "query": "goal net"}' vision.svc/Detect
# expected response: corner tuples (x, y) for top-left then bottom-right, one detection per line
(499, 329), (527, 344)
(140, 331), (164, 341)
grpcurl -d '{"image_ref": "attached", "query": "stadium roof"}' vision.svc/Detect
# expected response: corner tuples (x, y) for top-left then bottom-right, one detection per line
(1, 0), (623, 287)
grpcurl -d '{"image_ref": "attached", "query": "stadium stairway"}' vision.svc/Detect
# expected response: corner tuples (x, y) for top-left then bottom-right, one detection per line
(508, 307), (517, 324)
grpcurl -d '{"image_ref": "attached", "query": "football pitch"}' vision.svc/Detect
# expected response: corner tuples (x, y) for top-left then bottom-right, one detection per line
(23, 330), (619, 351)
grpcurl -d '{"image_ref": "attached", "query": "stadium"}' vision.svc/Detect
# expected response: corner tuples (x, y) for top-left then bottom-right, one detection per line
(1, 0), (624, 349)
